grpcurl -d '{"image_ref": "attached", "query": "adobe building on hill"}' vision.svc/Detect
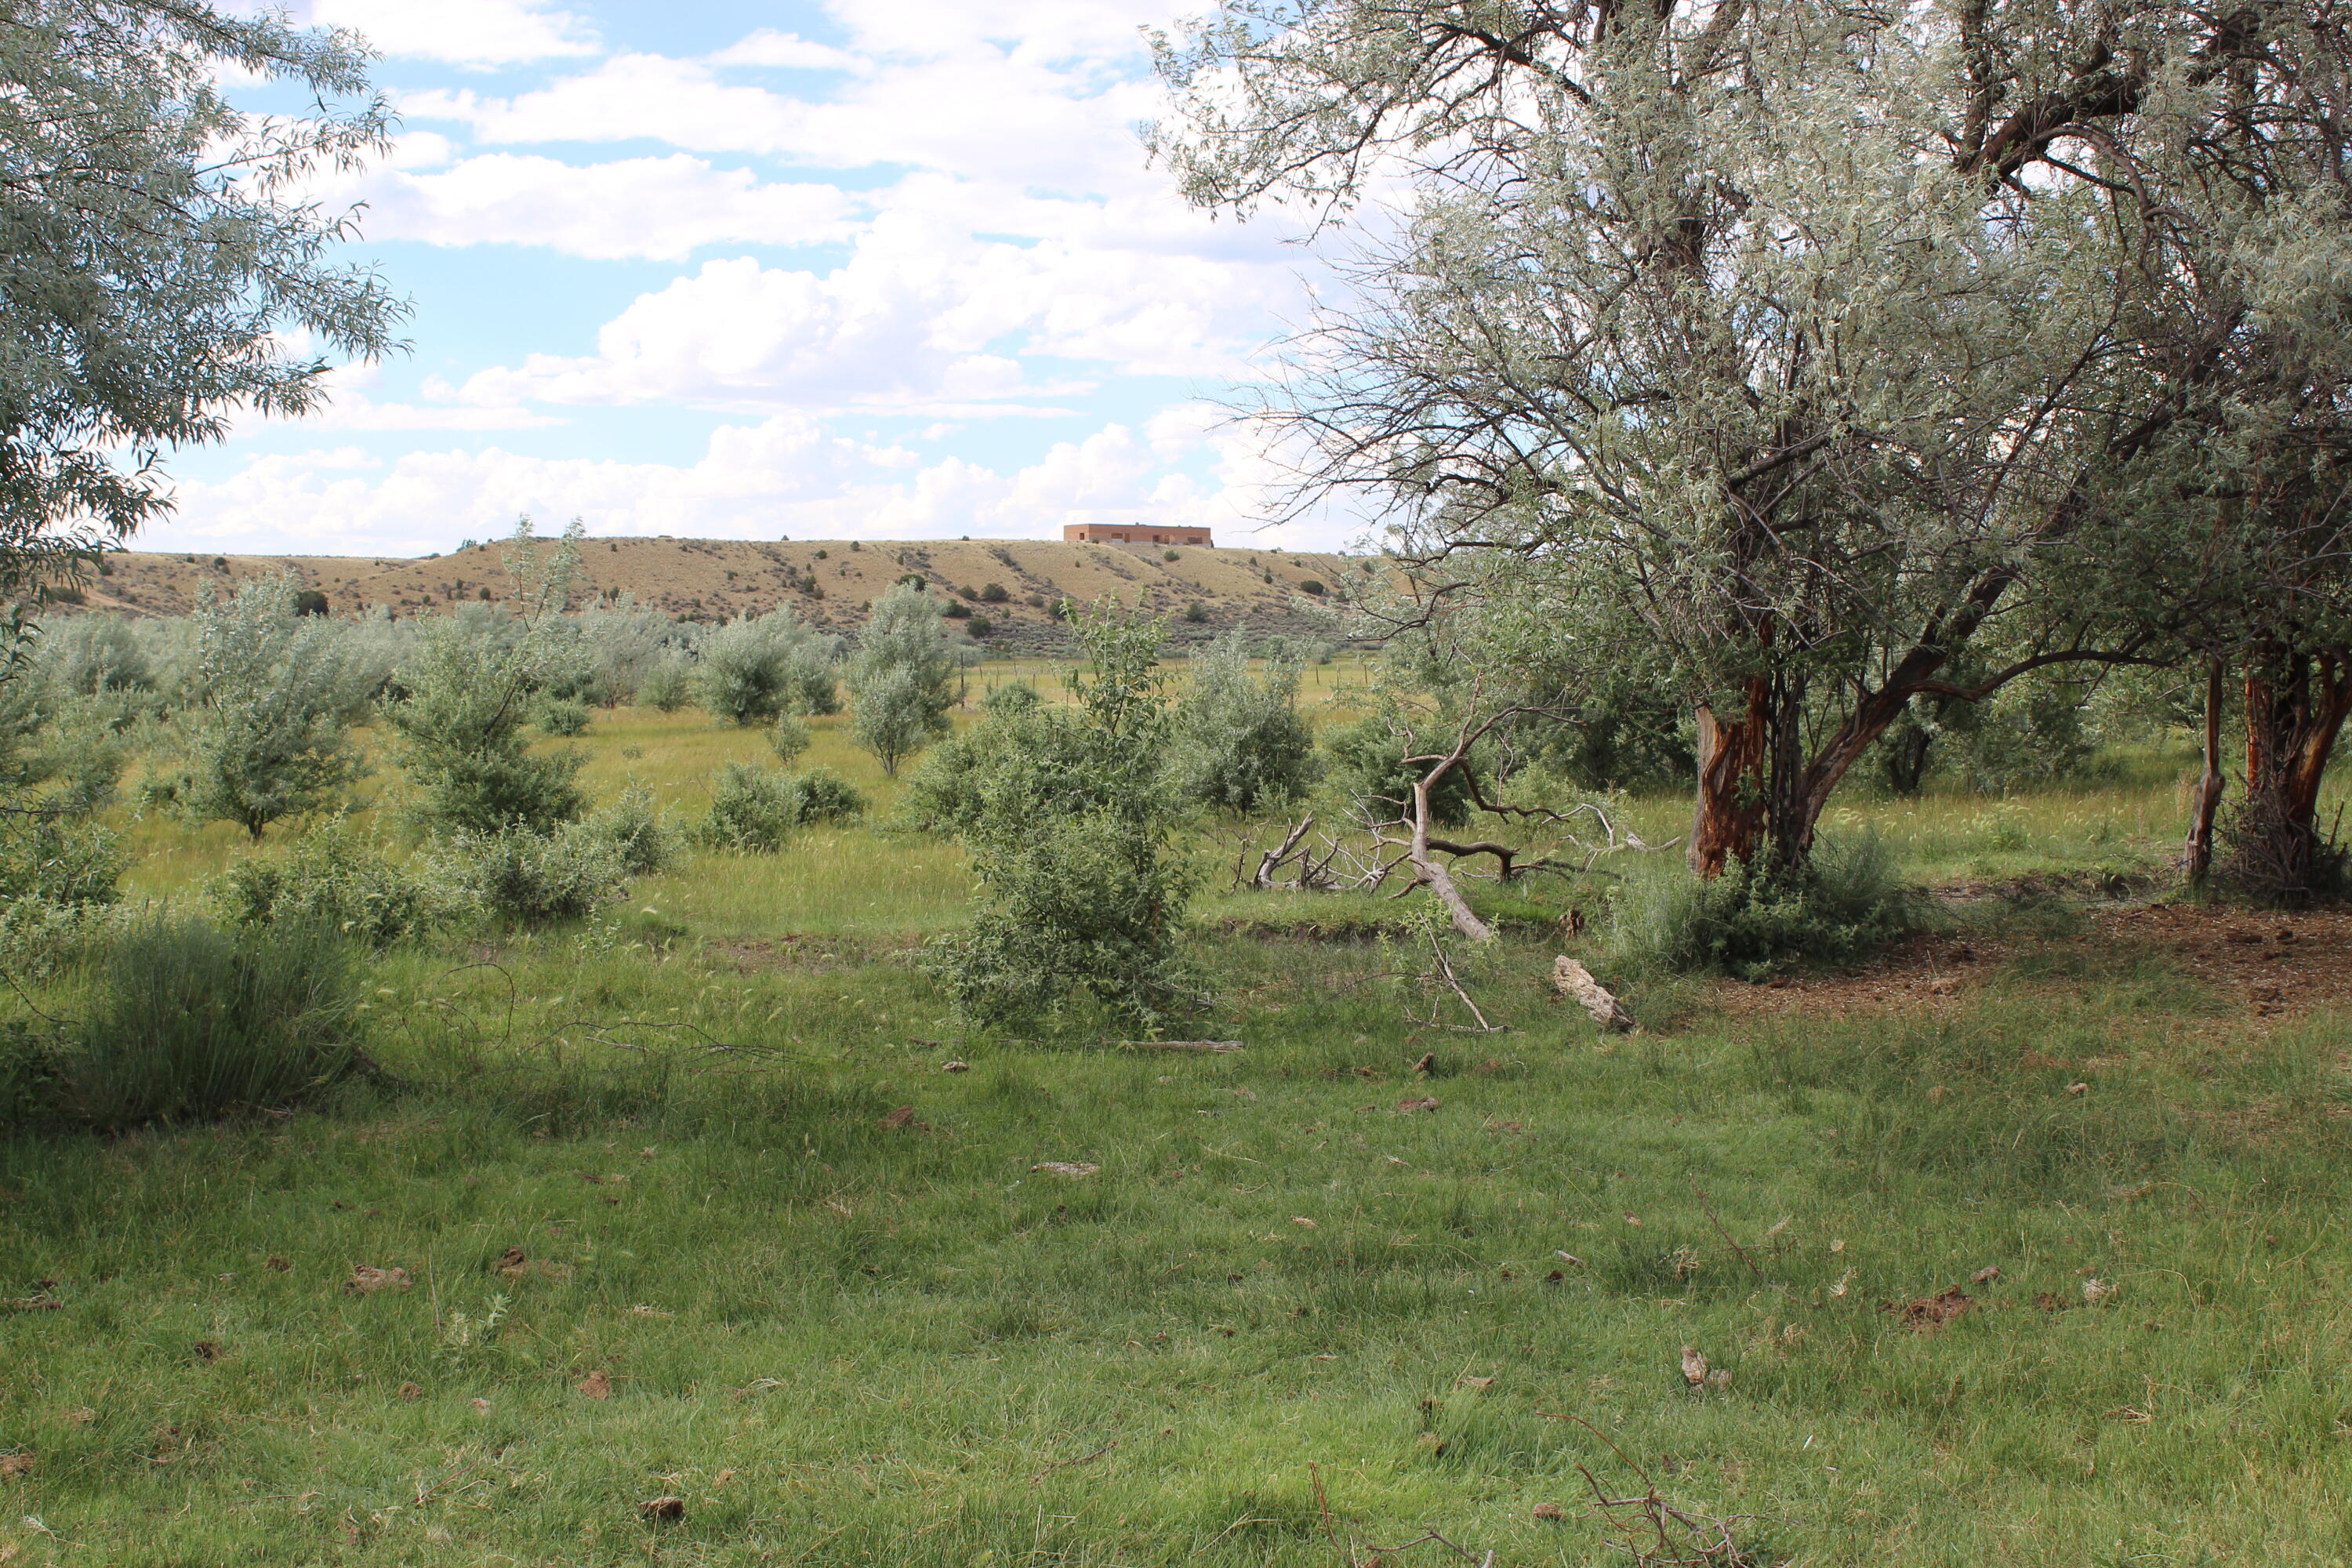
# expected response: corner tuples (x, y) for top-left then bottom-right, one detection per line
(1063, 523), (1213, 546)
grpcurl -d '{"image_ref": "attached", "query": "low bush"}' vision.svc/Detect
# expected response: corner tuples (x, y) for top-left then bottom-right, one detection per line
(1610, 833), (1914, 978)
(579, 781), (681, 876)
(637, 655), (694, 712)
(65, 919), (367, 1127)
(430, 824), (630, 925)
(215, 819), (444, 949)
(538, 696), (592, 735)
(1171, 627), (1319, 812)
(768, 713), (810, 764)
(926, 608), (1196, 1029)
(0, 813), (126, 907)
(789, 768), (866, 825)
(0, 898), (133, 982)
(1319, 714), (1474, 826)
(690, 764), (866, 852)
(928, 806), (1199, 1029)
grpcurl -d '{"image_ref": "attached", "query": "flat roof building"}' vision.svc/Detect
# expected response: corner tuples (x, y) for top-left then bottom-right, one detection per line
(1063, 524), (1213, 546)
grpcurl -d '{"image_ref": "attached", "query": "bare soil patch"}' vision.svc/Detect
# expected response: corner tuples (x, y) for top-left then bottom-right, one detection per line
(1702, 931), (2005, 1022)
(2095, 902), (2352, 1017)
(1700, 900), (2352, 1027)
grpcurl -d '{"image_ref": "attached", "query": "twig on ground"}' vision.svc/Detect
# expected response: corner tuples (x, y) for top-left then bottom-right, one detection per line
(1538, 1412), (1755, 1566)
(1027, 1438), (1116, 1486)
(1361, 1529), (1494, 1568)
(1690, 1182), (1774, 1287)
(1309, 1462), (1352, 1568)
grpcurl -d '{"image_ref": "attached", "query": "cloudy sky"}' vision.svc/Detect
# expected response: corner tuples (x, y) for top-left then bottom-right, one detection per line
(154, 0), (1343, 558)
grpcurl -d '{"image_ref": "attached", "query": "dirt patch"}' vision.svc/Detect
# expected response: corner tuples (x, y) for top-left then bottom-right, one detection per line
(702, 935), (918, 973)
(2096, 903), (2352, 1017)
(1700, 902), (2352, 1028)
(1701, 931), (2006, 1022)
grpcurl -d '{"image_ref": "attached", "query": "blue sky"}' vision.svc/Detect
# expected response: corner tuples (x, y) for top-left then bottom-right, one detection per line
(158, 0), (1341, 557)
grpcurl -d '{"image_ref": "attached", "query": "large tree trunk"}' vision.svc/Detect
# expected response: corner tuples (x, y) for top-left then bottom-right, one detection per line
(1690, 670), (1927, 880)
(2183, 659), (2224, 891)
(2235, 646), (2352, 902)
(1688, 681), (1769, 877)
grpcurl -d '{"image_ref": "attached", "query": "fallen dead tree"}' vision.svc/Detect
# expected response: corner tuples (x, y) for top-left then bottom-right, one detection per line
(1554, 956), (1634, 1033)
(1237, 695), (1677, 943)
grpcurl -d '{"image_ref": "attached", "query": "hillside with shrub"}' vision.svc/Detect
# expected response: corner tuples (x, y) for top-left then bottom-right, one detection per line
(67, 536), (1367, 651)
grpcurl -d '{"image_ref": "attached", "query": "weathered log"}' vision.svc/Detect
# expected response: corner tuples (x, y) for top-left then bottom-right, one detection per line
(1552, 956), (1633, 1033)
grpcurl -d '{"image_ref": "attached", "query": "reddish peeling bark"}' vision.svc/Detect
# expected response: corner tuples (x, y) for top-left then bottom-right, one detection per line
(1688, 670), (1928, 880)
(1687, 682), (1768, 877)
(2238, 646), (2352, 901)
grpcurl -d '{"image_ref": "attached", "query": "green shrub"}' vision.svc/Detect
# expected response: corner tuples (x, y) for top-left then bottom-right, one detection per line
(214, 819), (442, 949)
(387, 615), (587, 836)
(1171, 626), (1319, 812)
(932, 807), (1198, 1028)
(637, 654), (693, 712)
(690, 763), (866, 852)
(578, 781), (681, 875)
(175, 575), (364, 839)
(430, 824), (629, 925)
(927, 607), (1197, 1028)
(1319, 714), (1475, 827)
(693, 609), (840, 724)
(0, 813), (125, 907)
(1610, 834), (1913, 978)
(0, 898), (132, 981)
(538, 695), (591, 735)
(847, 584), (955, 776)
(789, 768), (866, 825)
(768, 713), (810, 764)
(65, 919), (367, 1128)
(691, 762), (800, 852)
(898, 684), (1041, 834)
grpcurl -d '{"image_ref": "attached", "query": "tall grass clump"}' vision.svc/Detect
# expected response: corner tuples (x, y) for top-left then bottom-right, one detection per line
(66, 919), (367, 1127)
(1610, 832), (1913, 978)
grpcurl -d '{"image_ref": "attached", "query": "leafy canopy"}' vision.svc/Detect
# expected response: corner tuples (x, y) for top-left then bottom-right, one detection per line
(0, 1), (403, 593)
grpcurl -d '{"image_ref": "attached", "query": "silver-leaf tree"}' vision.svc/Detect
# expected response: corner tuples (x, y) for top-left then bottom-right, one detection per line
(1152, 1), (2334, 878)
(0, 1), (403, 595)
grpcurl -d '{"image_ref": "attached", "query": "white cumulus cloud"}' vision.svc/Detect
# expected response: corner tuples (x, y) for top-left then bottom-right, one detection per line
(355, 153), (858, 261)
(292, 0), (597, 66)
(151, 413), (1340, 558)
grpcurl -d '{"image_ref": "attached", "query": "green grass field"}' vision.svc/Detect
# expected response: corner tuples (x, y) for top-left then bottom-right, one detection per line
(7, 677), (2352, 1565)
